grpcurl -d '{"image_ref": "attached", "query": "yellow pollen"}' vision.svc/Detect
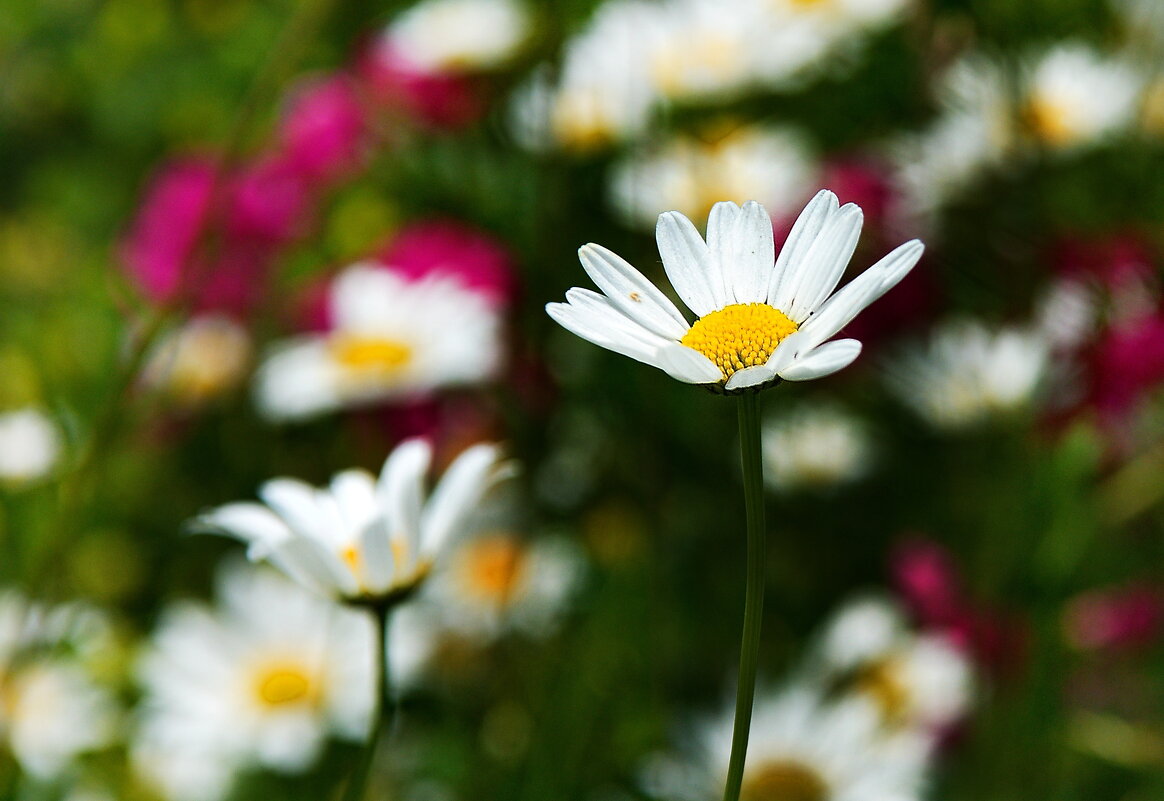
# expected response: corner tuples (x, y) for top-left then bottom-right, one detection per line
(458, 536), (528, 603)
(741, 759), (830, 801)
(854, 658), (911, 725)
(1024, 97), (1075, 146)
(332, 336), (412, 373)
(256, 665), (314, 707)
(680, 303), (798, 381)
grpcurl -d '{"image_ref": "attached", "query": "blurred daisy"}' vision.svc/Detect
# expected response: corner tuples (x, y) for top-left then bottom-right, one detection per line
(254, 263), (502, 422)
(648, 0), (769, 102)
(760, 403), (872, 491)
(547, 191), (924, 392)
(143, 314), (252, 407)
(642, 686), (929, 801)
(198, 438), (505, 604)
(609, 124), (817, 230)
(134, 565), (388, 801)
(428, 533), (584, 639)
(810, 596), (973, 732)
(377, 0), (530, 73)
(1021, 44), (1142, 150)
(0, 407), (62, 484)
(886, 318), (1051, 429)
(0, 593), (117, 780)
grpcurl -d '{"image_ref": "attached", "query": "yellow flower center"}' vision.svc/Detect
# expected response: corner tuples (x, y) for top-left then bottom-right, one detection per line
(680, 303), (798, 381)
(255, 665), (314, 707)
(741, 759), (830, 801)
(1024, 97), (1074, 146)
(552, 92), (618, 153)
(457, 535), (528, 604)
(332, 336), (413, 373)
(854, 657), (911, 725)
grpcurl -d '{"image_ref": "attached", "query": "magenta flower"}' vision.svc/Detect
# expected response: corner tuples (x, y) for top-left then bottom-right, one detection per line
(278, 74), (369, 182)
(356, 40), (484, 129)
(1064, 584), (1164, 652)
(377, 219), (516, 307)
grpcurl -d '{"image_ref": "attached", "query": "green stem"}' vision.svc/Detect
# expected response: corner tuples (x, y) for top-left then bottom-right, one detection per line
(722, 391), (767, 801)
(343, 604), (393, 801)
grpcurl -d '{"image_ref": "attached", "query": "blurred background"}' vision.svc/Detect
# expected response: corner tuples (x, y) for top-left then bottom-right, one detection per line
(4, 0), (1164, 799)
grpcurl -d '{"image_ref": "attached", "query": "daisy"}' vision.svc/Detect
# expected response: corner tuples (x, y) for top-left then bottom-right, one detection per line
(885, 318), (1051, 430)
(608, 124), (818, 231)
(642, 686), (929, 801)
(809, 595), (973, 733)
(143, 314), (252, 407)
(133, 564), (387, 801)
(0, 407), (62, 484)
(197, 438), (505, 605)
(546, 191), (924, 392)
(254, 263), (502, 422)
(377, 0), (530, 74)
(760, 403), (872, 491)
(1021, 44), (1143, 150)
(427, 533), (584, 639)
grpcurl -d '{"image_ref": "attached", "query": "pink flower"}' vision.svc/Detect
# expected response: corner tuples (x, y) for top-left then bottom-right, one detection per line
(355, 38), (484, 128)
(278, 74), (369, 182)
(1088, 312), (1164, 423)
(821, 157), (895, 227)
(376, 219), (516, 307)
(1064, 584), (1164, 651)
(121, 156), (310, 313)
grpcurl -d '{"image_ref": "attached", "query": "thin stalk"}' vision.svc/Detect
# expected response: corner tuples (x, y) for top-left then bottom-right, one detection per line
(343, 603), (392, 801)
(722, 391), (767, 801)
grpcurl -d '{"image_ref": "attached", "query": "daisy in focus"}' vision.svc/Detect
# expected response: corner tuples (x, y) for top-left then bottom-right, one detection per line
(641, 686), (930, 801)
(197, 438), (506, 605)
(547, 191), (924, 392)
(254, 262), (503, 422)
(133, 565), (384, 801)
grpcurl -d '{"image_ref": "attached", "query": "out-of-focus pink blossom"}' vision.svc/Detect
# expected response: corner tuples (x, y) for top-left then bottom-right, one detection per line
(1053, 234), (1155, 292)
(356, 39), (484, 128)
(121, 156), (310, 313)
(1087, 312), (1164, 423)
(1064, 583), (1164, 651)
(377, 219), (516, 307)
(278, 74), (369, 182)
(822, 158), (895, 226)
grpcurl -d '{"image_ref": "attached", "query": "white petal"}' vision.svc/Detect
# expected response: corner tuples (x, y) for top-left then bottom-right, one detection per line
(656, 343), (724, 384)
(261, 537), (354, 599)
(723, 364), (778, 391)
(197, 503), (291, 548)
(376, 439), (431, 579)
(577, 244), (688, 339)
(796, 239), (924, 353)
(258, 479), (333, 545)
(421, 443), (500, 558)
(763, 330), (806, 375)
(656, 210), (725, 315)
(328, 470), (378, 534)
(546, 299), (669, 367)
(358, 518), (396, 595)
(709, 200), (773, 305)
(785, 203), (864, 323)
(779, 339), (863, 381)
(768, 190), (838, 310)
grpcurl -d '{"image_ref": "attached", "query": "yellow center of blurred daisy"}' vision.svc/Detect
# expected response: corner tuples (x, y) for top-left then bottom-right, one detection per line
(680, 303), (798, 380)
(855, 658), (911, 725)
(256, 666), (314, 706)
(458, 536), (528, 603)
(1024, 97), (1074, 146)
(332, 336), (413, 373)
(741, 759), (829, 801)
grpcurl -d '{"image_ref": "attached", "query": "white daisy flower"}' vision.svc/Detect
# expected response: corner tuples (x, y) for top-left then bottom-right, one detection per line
(809, 595), (973, 733)
(609, 124), (818, 231)
(427, 533), (584, 639)
(886, 318), (1051, 430)
(761, 403), (872, 491)
(379, 0), (530, 73)
(143, 314), (252, 406)
(1021, 44), (1143, 150)
(134, 565), (400, 801)
(643, 686), (929, 801)
(0, 593), (118, 780)
(198, 438), (505, 604)
(0, 407), (62, 484)
(254, 263), (502, 422)
(546, 191), (924, 392)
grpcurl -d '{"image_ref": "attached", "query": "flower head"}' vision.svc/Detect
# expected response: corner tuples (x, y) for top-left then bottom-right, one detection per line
(547, 191), (923, 392)
(197, 438), (505, 604)
(0, 407), (62, 484)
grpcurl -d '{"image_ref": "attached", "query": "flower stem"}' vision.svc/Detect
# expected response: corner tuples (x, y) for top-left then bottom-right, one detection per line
(722, 391), (767, 801)
(343, 603), (392, 801)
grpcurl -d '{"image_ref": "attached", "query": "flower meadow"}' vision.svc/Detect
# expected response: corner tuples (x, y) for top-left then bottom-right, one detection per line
(6, 0), (1164, 799)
